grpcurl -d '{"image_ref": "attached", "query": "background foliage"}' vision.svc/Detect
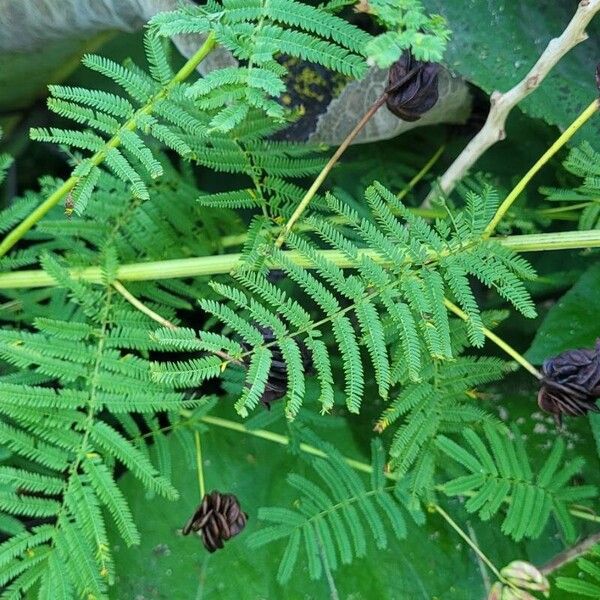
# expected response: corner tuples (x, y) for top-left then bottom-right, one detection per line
(0, 0), (599, 598)
(423, 0), (600, 144)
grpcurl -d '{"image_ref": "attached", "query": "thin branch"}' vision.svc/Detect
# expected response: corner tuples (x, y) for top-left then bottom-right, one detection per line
(0, 32), (217, 258)
(275, 94), (388, 248)
(112, 279), (236, 363)
(540, 531), (600, 575)
(276, 65), (433, 247)
(2, 229), (600, 289)
(397, 144), (445, 201)
(444, 298), (542, 379)
(426, 0), (600, 203)
(466, 518), (492, 592)
(433, 504), (507, 585)
(198, 414), (378, 476)
(194, 430), (206, 499)
(112, 280), (176, 329)
(483, 99), (599, 236)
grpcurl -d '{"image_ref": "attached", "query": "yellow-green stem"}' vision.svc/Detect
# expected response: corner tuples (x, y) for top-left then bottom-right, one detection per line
(275, 94), (387, 248)
(433, 504), (516, 589)
(0, 32), (217, 258)
(112, 280), (176, 329)
(397, 145), (445, 201)
(2, 229), (599, 289)
(484, 99), (599, 237)
(194, 430), (206, 499)
(199, 415), (374, 475)
(539, 201), (595, 215)
(444, 299), (542, 379)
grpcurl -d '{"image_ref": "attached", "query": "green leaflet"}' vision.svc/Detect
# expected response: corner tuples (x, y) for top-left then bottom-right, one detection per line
(156, 182), (536, 419)
(437, 425), (597, 542)
(247, 435), (414, 583)
(556, 545), (600, 597)
(27, 0), (369, 217)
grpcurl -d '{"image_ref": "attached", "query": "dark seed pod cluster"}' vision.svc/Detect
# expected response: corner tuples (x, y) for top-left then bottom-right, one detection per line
(385, 51), (441, 122)
(182, 491), (248, 553)
(537, 340), (600, 423)
(242, 326), (312, 409)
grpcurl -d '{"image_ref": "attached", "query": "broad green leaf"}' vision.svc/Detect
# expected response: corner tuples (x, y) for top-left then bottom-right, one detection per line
(108, 416), (491, 598)
(424, 1), (600, 144)
(527, 262), (600, 363)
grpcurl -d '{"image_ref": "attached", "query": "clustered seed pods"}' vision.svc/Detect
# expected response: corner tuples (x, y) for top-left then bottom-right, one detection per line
(182, 491), (248, 553)
(242, 326), (313, 409)
(537, 340), (600, 424)
(385, 51), (441, 122)
(488, 561), (550, 600)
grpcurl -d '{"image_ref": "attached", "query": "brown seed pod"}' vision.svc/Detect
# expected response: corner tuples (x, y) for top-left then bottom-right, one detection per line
(385, 52), (441, 122)
(537, 340), (600, 424)
(241, 326), (313, 409)
(182, 491), (248, 553)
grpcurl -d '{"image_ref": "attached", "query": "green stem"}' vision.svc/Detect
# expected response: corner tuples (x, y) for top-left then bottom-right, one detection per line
(484, 99), (599, 237)
(0, 32), (217, 258)
(433, 504), (507, 585)
(113, 280), (176, 329)
(199, 415), (374, 475)
(397, 145), (445, 201)
(194, 430), (206, 499)
(274, 94), (387, 248)
(444, 299), (542, 379)
(2, 229), (599, 289)
(499, 229), (600, 251)
(539, 201), (596, 215)
(146, 409), (600, 523)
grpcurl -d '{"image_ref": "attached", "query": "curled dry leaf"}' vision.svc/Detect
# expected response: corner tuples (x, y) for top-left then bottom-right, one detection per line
(385, 52), (441, 122)
(538, 340), (600, 422)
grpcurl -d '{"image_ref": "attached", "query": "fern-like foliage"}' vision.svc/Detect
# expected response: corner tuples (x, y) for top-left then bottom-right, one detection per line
(192, 125), (328, 218)
(30, 33), (202, 212)
(436, 424), (597, 542)
(0, 253), (217, 597)
(379, 351), (510, 483)
(247, 434), (420, 583)
(540, 142), (600, 231)
(365, 0), (451, 67)
(151, 0), (370, 104)
(153, 182), (536, 419)
(29, 0), (370, 217)
(1, 3), (591, 595)
(0, 129), (12, 188)
(371, 310), (512, 496)
(556, 545), (600, 598)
